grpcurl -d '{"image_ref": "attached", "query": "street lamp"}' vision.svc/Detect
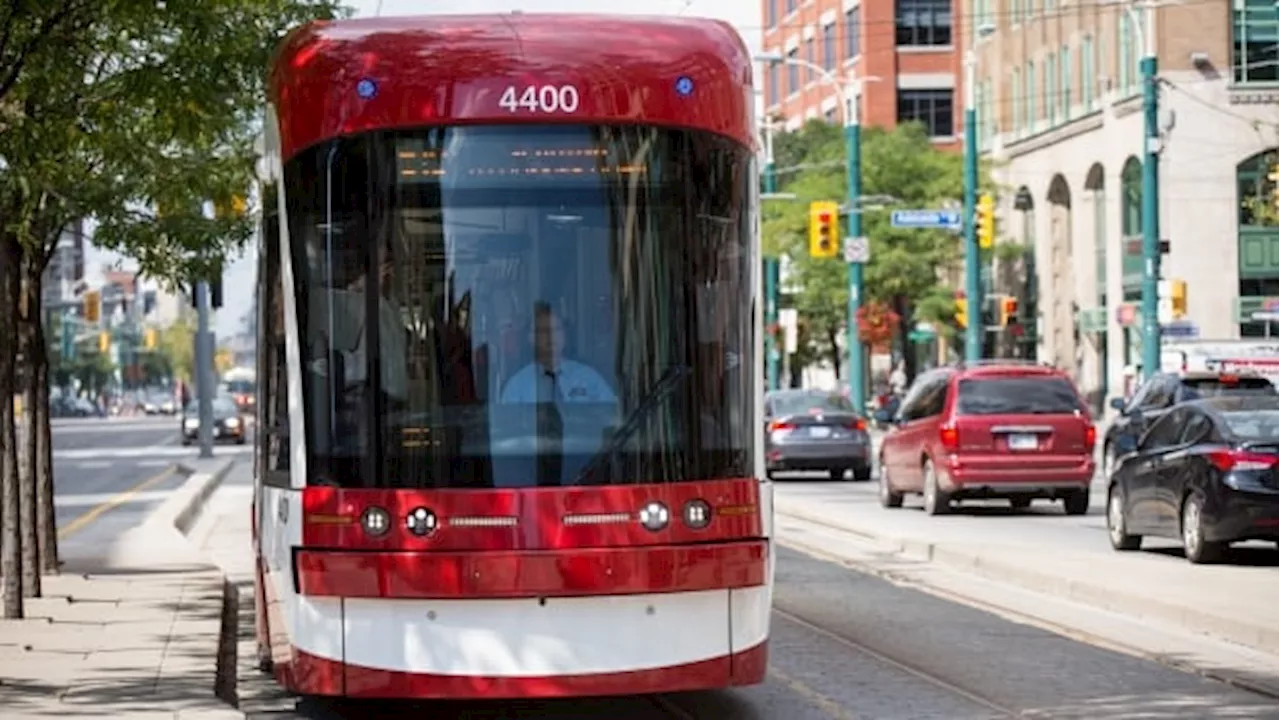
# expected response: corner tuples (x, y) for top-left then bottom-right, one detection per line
(755, 49), (880, 414)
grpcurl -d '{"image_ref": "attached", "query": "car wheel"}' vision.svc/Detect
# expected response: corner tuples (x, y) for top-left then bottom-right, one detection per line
(1106, 486), (1141, 551)
(1182, 494), (1224, 564)
(878, 459), (903, 508)
(1063, 489), (1089, 516)
(922, 459), (950, 516)
(853, 463), (873, 482)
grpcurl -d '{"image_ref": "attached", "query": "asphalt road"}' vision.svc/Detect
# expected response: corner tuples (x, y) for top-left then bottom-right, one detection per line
(240, 543), (1278, 719)
(51, 415), (252, 561)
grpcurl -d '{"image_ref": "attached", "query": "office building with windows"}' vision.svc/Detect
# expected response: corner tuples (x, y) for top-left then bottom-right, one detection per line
(971, 0), (1278, 404)
(760, 0), (964, 150)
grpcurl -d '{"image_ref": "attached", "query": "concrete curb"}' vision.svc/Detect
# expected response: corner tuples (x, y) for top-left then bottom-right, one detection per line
(776, 505), (1279, 655)
(137, 459), (236, 538)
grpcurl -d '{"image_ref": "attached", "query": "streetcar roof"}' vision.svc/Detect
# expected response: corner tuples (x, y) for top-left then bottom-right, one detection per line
(268, 13), (756, 160)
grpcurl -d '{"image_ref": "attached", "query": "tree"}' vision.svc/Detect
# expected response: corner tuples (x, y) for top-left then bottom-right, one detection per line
(0, 0), (348, 618)
(761, 120), (970, 377)
(158, 317), (196, 384)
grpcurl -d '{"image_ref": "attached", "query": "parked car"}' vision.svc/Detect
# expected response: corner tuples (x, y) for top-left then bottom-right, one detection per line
(181, 397), (247, 445)
(878, 360), (1096, 515)
(1106, 395), (1278, 563)
(764, 389), (871, 480)
(1102, 371), (1277, 477)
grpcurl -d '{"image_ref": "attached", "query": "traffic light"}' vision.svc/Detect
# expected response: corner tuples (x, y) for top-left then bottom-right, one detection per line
(98, 331), (110, 353)
(1169, 279), (1187, 318)
(214, 194), (248, 219)
(999, 295), (1018, 326)
(144, 327), (158, 350)
(83, 290), (101, 324)
(955, 297), (968, 328)
(808, 201), (839, 259)
(976, 192), (995, 249)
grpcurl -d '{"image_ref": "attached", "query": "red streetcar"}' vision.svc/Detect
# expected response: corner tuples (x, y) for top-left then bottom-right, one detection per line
(250, 13), (773, 701)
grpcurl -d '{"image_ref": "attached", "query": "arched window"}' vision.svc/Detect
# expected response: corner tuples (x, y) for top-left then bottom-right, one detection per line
(1236, 149), (1279, 337)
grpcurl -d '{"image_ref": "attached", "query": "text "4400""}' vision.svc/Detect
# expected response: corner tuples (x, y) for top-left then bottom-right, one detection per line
(499, 85), (581, 114)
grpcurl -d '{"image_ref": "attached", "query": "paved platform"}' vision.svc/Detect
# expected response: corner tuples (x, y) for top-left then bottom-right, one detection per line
(0, 458), (242, 719)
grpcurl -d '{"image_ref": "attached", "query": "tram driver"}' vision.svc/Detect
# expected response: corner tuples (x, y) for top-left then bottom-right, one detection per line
(499, 302), (616, 405)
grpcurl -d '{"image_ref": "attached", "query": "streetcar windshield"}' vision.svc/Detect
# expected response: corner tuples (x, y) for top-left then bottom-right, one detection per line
(284, 125), (756, 489)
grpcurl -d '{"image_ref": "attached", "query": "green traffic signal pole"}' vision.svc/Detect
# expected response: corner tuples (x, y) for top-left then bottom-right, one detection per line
(1138, 1), (1163, 379)
(762, 121), (781, 392)
(844, 81), (866, 416)
(962, 51), (982, 362)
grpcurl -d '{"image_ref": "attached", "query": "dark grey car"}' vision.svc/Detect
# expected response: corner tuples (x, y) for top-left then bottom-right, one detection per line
(764, 389), (872, 480)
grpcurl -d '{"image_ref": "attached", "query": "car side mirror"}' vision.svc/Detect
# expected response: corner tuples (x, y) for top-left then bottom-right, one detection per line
(1108, 397), (1126, 412)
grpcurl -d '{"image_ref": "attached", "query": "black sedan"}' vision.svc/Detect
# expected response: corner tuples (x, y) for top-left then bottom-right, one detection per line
(1102, 371), (1276, 477)
(1106, 395), (1278, 564)
(764, 389), (872, 481)
(181, 397), (248, 445)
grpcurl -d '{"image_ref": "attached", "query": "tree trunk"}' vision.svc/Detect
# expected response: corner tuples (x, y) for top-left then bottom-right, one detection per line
(35, 326), (57, 575)
(1, 239), (24, 618)
(17, 257), (41, 595)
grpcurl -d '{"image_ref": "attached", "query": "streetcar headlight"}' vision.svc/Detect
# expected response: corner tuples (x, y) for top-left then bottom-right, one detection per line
(405, 507), (438, 537)
(682, 499), (712, 529)
(360, 506), (391, 537)
(638, 501), (670, 532)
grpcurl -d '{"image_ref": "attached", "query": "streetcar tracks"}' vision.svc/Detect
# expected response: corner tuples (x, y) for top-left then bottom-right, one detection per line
(772, 607), (1024, 719)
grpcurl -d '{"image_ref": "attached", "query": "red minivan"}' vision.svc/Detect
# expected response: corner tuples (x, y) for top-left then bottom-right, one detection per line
(878, 361), (1097, 515)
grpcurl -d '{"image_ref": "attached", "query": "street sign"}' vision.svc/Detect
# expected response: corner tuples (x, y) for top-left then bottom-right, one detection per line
(843, 236), (869, 263)
(1161, 321), (1199, 339)
(890, 209), (961, 230)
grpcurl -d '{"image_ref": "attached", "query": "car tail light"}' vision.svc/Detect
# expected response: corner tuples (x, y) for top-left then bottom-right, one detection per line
(1084, 424), (1097, 451)
(939, 425), (959, 450)
(768, 420), (794, 432)
(1207, 449), (1279, 472)
(845, 418), (867, 431)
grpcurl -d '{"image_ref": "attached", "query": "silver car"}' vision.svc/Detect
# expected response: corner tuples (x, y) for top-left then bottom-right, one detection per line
(764, 389), (872, 481)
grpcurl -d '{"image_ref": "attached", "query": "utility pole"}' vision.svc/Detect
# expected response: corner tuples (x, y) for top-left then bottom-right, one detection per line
(762, 120), (781, 392)
(195, 280), (214, 458)
(962, 50), (982, 362)
(1138, 0), (1162, 379)
(844, 80), (866, 415)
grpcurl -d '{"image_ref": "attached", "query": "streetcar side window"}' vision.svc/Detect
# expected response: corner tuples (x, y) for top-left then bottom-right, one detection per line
(260, 180), (290, 483)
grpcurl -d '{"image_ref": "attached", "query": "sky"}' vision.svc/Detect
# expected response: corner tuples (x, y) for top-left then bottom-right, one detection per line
(86, 0), (763, 339)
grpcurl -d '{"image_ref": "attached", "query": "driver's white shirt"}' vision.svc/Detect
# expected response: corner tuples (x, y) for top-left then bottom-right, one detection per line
(501, 360), (616, 404)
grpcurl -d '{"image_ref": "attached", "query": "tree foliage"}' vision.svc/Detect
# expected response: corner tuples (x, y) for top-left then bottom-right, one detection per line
(762, 120), (970, 370)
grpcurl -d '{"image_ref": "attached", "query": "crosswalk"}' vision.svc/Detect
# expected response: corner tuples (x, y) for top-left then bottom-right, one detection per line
(56, 445), (253, 461)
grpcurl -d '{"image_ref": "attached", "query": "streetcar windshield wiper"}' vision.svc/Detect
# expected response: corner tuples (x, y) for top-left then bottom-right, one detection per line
(573, 363), (691, 485)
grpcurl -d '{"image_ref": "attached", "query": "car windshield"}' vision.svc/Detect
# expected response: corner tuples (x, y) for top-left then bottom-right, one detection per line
(956, 377), (1083, 415)
(284, 124), (755, 489)
(770, 393), (853, 416)
(187, 399), (237, 416)
(1221, 411), (1280, 442)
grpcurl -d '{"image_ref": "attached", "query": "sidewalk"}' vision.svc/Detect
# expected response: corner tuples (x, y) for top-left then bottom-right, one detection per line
(774, 492), (1280, 656)
(0, 457), (242, 719)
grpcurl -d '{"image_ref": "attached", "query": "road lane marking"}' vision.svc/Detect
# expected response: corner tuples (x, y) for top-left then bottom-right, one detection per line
(137, 459), (171, 467)
(57, 465), (179, 541)
(75, 460), (112, 469)
(766, 666), (860, 720)
(56, 490), (173, 508)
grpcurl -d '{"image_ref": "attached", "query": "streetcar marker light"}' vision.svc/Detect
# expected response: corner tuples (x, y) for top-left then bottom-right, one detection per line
(683, 499), (712, 529)
(675, 76), (694, 96)
(356, 78), (377, 99)
(639, 501), (670, 531)
(406, 507), (438, 537)
(361, 506), (391, 536)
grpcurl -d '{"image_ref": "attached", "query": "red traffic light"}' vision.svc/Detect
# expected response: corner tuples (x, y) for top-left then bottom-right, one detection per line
(817, 212), (832, 225)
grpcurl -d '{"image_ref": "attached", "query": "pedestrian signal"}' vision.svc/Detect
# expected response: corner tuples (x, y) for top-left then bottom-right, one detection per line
(976, 193), (995, 249)
(999, 296), (1018, 326)
(808, 201), (839, 259)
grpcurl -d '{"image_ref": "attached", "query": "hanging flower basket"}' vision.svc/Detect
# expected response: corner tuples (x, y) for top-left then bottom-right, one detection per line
(856, 301), (900, 350)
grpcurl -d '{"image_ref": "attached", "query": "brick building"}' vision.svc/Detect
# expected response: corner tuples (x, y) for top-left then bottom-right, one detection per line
(760, 0), (964, 151)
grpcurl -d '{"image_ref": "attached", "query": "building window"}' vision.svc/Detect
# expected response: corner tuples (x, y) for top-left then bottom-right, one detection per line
(786, 48), (799, 93)
(1045, 53), (1057, 125)
(844, 7), (860, 60)
(1025, 60), (1036, 132)
(805, 38), (815, 83)
(1082, 35), (1095, 109)
(1012, 67), (1022, 134)
(823, 23), (837, 70)
(1119, 13), (1135, 93)
(1234, 0), (1280, 84)
(769, 63), (779, 106)
(896, 0), (952, 47)
(1061, 46), (1071, 118)
(1238, 149), (1279, 227)
(897, 88), (954, 138)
